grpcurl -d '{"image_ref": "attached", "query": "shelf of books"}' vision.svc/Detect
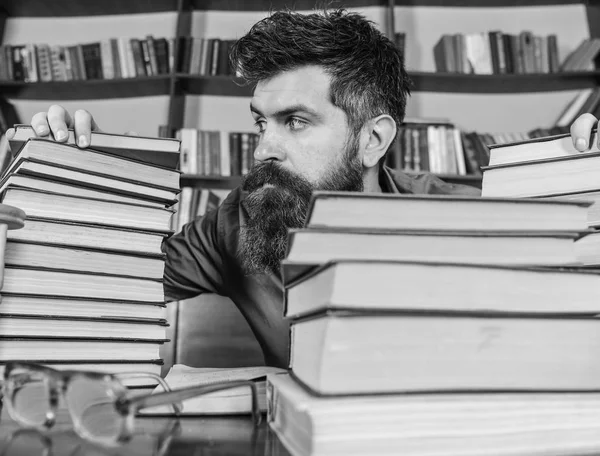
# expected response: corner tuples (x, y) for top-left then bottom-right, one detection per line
(5, 71), (600, 100)
(180, 174), (242, 190)
(393, 0), (589, 6)
(4, 0), (587, 16)
(0, 76), (173, 100)
(180, 173), (483, 190)
(2, 0), (179, 17)
(410, 71), (600, 93)
(6, 72), (600, 100)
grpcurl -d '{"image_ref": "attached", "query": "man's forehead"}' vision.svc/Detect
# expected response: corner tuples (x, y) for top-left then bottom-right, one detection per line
(251, 66), (333, 114)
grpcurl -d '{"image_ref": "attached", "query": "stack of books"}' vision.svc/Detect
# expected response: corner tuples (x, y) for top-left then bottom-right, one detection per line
(0, 125), (181, 382)
(266, 191), (600, 456)
(481, 130), (600, 266)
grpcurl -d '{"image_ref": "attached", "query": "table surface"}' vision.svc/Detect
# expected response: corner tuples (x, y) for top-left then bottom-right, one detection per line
(0, 415), (292, 456)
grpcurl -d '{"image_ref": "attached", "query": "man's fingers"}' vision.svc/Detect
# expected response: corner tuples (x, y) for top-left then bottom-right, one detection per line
(47, 105), (73, 142)
(571, 113), (598, 152)
(5, 128), (14, 140)
(73, 109), (97, 148)
(30, 112), (52, 137)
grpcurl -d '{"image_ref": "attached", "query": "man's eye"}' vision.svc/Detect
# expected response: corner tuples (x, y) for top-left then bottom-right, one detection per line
(254, 120), (266, 134)
(288, 118), (307, 131)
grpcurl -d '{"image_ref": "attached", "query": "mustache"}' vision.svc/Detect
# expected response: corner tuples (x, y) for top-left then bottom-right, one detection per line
(241, 161), (309, 193)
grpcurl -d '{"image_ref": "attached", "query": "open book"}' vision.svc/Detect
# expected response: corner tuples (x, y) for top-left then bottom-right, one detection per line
(141, 364), (286, 415)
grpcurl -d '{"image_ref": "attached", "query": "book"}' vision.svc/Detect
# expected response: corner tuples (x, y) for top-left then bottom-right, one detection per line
(7, 217), (167, 256)
(547, 190), (600, 227)
(574, 230), (600, 266)
(1, 160), (178, 205)
(486, 129), (599, 167)
(0, 361), (163, 379)
(1, 187), (173, 233)
(4, 240), (165, 279)
(304, 191), (590, 233)
(8, 124), (181, 169)
(0, 339), (163, 361)
(482, 152), (600, 197)
(289, 312), (600, 395)
(283, 228), (583, 283)
(0, 314), (167, 341)
(284, 260), (600, 319)
(267, 373), (600, 456)
(4, 138), (180, 191)
(0, 294), (166, 320)
(141, 364), (286, 415)
(2, 267), (165, 303)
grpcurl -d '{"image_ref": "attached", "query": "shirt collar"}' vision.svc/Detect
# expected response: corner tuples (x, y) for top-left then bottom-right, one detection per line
(379, 166), (402, 194)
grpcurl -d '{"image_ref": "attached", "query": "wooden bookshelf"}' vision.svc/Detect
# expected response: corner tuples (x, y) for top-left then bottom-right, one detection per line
(1, 0), (179, 16)
(3, 0), (593, 16)
(410, 71), (600, 93)
(4, 71), (600, 101)
(0, 76), (173, 100)
(180, 174), (242, 190)
(393, 0), (590, 6)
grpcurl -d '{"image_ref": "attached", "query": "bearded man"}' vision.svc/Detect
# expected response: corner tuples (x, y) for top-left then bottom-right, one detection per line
(16, 9), (489, 367)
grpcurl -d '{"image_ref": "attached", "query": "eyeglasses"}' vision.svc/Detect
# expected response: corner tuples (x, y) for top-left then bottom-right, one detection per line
(0, 420), (181, 456)
(2, 362), (261, 447)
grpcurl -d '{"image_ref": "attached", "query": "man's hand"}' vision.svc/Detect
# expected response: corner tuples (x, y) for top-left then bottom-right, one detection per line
(5, 104), (101, 148)
(571, 113), (599, 152)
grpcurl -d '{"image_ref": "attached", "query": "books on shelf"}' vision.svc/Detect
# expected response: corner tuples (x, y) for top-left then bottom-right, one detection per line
(142, 365), (286, 415)
(433, 30), (560, 75)
(555, 88), (600, 127)
(0, 36), (175, 83)
(177, 127), (258, 176)
(0, 128), (181, 378)
(172, 187), (224, 233)
(560, 37), (600, 72)
(267, 372), (600, 456)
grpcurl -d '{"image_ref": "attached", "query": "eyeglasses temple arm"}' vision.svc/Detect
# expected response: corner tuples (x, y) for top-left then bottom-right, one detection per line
(115, 372), (174, 393)
(128, 380), (262, 425)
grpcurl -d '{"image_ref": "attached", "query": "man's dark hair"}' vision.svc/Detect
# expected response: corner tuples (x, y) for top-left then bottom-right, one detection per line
(230, 8), (412, 165)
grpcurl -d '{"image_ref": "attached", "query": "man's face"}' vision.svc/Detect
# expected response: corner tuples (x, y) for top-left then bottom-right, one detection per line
(238, 65), (364, 275)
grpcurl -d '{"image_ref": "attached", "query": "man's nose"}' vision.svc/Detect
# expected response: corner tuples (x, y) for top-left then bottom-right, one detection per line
(253, 137), (287, 162)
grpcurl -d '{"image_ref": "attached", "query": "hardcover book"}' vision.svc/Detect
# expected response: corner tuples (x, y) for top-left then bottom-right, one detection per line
(9, 124), (180, 169)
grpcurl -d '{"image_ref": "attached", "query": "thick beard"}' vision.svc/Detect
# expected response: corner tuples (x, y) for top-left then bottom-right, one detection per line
(238, 135), (364, 275)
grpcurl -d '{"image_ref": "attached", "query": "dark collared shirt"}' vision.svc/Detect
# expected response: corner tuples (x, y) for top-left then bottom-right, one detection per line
(163, 167), (481, 368)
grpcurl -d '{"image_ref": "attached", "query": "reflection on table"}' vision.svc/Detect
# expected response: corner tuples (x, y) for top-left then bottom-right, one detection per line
(0, 411), (291, 456)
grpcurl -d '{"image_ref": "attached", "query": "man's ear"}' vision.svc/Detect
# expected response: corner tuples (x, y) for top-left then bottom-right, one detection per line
(362, 115), (396, 169)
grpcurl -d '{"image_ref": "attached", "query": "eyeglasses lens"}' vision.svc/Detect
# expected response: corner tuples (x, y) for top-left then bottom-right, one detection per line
(7, 368), (51, 427)
(66, 376), (125, 443)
